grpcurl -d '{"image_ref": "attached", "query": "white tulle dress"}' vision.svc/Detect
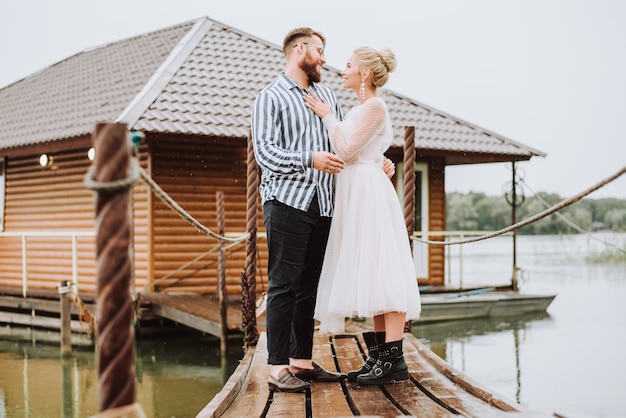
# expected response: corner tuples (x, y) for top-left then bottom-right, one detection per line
(314, 97), (421, 334)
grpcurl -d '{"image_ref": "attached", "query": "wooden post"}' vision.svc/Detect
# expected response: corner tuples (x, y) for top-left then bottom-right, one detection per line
(216, 191), (228, 354)
(403, 126), (416, 333)
(403, 126), (416, 250)
(59, 280), (73, 356)
(511, 162), (519, 291)
(90, 122), (145, 417)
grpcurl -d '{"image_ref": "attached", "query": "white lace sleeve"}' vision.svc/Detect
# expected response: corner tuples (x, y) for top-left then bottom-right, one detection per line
(321, 98), (386, 162)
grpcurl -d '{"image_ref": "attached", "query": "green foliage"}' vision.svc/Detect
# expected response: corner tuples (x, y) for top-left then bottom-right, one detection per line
(446, 191), (626, 234)
(586, 248), (626, 263)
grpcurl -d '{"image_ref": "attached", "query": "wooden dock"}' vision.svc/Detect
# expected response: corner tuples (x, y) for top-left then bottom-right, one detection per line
(198, 331), (559, 418)
(138, 289), (555, 339)
(138, 292), (243, 335)
(0, 289), (564, 416)
(0, 288), (555, 342)
(0, 287), (95, 344)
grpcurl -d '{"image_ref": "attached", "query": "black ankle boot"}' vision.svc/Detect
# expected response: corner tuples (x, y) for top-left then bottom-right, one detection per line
(347, 331), (384, 382)
(356, 339), (409, 385)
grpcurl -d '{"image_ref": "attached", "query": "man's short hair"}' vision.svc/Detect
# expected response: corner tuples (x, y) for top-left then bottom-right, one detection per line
(282, 27), (326, 56)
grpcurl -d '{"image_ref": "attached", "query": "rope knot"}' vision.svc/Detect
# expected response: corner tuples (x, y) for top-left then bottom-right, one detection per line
(84, 158), (140, 191)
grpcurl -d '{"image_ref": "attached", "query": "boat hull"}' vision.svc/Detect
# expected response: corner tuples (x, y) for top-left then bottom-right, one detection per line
(415, 290), (556, 323)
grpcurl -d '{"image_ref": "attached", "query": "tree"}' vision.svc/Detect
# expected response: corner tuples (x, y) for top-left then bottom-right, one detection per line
(445, 191), (626, 234)
(605, 209), (626, 231)
(447, 193), (479, 231)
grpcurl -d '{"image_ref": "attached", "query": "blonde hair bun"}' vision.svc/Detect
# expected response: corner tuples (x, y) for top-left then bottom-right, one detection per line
(354, 46), (397, 88)
(378, 48), (397, 73)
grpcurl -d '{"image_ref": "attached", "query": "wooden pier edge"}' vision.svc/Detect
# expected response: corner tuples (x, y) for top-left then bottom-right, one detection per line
(195, 331), (555, 418)
(196, 334), (262, 418)
(405, 335), (528, 413)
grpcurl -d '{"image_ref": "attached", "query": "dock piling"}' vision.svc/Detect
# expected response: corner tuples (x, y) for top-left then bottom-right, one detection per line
(216, 191), (228, 354)
(88, 122), (145, 417)
(59, 280), (73, 356)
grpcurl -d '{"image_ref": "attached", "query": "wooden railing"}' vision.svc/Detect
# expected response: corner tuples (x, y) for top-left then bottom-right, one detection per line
(0, 230), (95, 297)
(413, 230), (515, 288)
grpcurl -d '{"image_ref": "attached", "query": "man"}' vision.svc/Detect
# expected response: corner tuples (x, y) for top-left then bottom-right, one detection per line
(251, 27), (347, 392)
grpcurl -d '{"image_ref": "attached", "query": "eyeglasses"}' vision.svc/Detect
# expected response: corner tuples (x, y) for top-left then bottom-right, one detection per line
(293, 42), (325, 57)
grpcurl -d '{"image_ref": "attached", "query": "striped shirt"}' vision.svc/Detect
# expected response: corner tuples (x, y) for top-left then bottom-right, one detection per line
(251, 73), (343, 216)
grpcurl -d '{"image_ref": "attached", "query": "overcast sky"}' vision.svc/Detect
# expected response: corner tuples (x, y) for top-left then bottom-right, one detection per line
(2, 0), (624, 198)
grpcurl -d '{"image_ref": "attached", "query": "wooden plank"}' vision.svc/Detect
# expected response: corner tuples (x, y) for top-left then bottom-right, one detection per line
(139, 293), (243, 337)
(197, 335), (258, 418)
(219, 334), (271, 418)
(311, 332), (353, 417)
(403, 334), (512, 417)
(309, 381), (350, 418)
(352, 332), (457, 417)
(0, 294), (96, 316)
(140, 293), (241, 326)
(382, 379), (456, 417)
(266, 392), (306, 417)
(151, 302), (221, 336)
(408, 336), (530, 414)
(332, 335), (404, 417)
(0, 311), (91, 333)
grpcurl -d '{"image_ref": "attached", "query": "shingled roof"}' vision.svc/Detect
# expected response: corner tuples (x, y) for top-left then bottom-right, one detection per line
(0, 17), (544, 164)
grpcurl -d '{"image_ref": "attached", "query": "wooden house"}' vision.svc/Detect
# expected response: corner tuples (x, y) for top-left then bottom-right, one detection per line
(0, 17), (544, 302)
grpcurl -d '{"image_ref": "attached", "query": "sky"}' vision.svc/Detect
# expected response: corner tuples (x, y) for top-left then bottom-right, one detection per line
(1, 0), (624, 199)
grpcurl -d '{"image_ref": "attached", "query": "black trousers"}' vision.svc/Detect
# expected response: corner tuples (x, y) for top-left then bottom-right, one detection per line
(263, 195), (332, 365)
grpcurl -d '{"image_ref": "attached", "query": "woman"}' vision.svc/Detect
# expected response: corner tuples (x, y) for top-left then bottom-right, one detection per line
(303, 46), (421, 385)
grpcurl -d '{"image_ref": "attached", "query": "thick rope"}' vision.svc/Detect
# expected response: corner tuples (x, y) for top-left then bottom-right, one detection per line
(243, 133), (259, 347)
(84, 162), (140, 191)
(403, 127), (416, 249)
(414, 166), (626, 246)
(91, 122), (136, 412)
(71, 292), (96, 335)
(152, 240), (246, 289)
(139, 165), (249, 244)
(86, 158), (248, 246)
(519, 177), (626, 254)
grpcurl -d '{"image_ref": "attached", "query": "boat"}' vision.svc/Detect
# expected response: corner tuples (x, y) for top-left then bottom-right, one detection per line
(415, 286), (556, 323)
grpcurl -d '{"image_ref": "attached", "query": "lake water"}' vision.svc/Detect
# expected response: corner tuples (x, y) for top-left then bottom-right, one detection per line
(0, 233), (624, 417)
(414, 232), (626, 417)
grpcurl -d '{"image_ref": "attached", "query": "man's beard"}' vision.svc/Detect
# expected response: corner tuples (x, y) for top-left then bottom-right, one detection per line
(300, 53), (322, 84)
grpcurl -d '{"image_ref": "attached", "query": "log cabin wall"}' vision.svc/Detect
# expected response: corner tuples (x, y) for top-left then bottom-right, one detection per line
(0, 135), (267, 299)
(428, 158), (446, 286)
(0, 145), (97, 293)
(147, 135), (264, 296)
(0, 142), (152, 296)
(131, 144), (151, 293)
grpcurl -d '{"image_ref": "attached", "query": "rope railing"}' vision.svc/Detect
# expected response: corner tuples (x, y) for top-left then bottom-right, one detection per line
(85, 159), (250, 246)
(413, 166), (626, 246)
(518, 177), (626, 255)
(151, 239), (247, 290)
(138, 164), (249, 245)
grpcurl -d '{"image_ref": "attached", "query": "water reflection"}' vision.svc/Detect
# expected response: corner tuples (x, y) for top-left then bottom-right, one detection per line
(413, 311), (552, 341)
(413, 311), (553, 404)
(0, 329), (243, 418)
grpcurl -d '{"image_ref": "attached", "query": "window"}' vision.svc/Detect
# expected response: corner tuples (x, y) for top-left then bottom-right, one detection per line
(396, 162), (429, 279)
(412, 163), (428, 278)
